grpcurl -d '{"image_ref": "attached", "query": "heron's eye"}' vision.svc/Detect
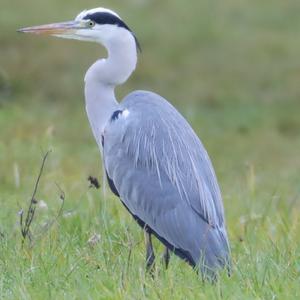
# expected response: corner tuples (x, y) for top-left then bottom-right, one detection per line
(88, 20), (95, 28)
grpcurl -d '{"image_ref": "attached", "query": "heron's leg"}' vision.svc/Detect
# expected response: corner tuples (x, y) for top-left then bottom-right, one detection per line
(144, 229), (155, 273)
(162, 246), (170, 269)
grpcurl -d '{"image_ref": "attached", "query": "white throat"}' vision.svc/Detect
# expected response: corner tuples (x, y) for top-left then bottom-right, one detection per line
(84, 28), (137, 149)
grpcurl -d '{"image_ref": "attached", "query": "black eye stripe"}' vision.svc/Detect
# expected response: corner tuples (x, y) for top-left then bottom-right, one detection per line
(83, 12), (141, 52)
(83, 12), (129, 30)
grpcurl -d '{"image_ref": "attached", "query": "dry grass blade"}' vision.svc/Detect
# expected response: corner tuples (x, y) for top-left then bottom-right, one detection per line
(20, 150), (51, 245)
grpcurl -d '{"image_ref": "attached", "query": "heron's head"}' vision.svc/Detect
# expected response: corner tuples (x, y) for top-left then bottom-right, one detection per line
(18, 7), (141, 52)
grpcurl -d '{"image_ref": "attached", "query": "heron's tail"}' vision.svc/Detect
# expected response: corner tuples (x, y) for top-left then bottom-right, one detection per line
(196, 225), (231, 281)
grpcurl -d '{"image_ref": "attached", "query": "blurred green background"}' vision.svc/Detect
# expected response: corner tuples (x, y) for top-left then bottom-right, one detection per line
(1, 0), (300, 299)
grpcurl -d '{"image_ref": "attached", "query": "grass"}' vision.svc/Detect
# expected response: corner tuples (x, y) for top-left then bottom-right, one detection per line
(1, 0), (300, 298)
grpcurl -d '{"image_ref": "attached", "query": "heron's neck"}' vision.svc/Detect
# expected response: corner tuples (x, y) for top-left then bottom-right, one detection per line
(84, 30), (137, 148)
(84, 80), (118, 148)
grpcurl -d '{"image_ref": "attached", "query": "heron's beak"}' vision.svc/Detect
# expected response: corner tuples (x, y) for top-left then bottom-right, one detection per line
(18, 21), (83, 36)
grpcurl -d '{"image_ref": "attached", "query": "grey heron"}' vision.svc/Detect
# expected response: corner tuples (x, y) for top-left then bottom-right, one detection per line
(19, 7), (231, 280)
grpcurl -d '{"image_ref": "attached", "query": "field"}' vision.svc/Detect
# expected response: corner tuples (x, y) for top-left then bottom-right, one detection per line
(1, 0), (300, 298)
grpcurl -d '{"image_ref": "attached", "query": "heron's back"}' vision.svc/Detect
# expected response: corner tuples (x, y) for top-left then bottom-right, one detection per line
(103, 90), (231, 276)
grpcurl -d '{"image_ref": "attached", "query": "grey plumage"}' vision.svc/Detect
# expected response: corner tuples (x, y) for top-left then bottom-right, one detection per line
(19, 6), (231, 280)
(103, 91), (230, 277)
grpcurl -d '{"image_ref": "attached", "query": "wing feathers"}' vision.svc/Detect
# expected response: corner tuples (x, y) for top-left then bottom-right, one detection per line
(103, 91), (230, 273)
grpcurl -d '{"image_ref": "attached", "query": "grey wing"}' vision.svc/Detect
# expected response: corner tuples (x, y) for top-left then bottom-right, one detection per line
(103, 91), (230, 273)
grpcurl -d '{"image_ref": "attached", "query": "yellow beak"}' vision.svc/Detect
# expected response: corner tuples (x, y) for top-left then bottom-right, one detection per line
(18, 21), (82, 36)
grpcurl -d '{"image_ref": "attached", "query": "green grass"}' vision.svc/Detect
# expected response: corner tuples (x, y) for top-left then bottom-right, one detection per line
(1, 0), (300, 298)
